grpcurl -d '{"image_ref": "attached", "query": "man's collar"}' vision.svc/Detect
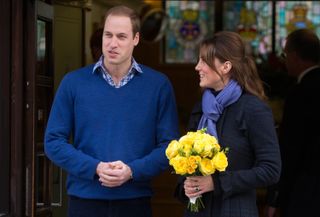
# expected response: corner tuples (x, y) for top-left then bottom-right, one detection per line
(92, 55), (143, 75)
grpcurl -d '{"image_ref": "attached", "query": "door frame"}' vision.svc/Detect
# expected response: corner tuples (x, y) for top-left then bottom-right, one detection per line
(0, 0), (37, 216)
(0, 0), (11, 214)
(11, 0), (35, 216)
(24, 0), (37, 215)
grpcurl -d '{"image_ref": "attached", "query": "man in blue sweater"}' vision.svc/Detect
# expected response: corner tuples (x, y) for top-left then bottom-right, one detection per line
(44, 5), (179, 217)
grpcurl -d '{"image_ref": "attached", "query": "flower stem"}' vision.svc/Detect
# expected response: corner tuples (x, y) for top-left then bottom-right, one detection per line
(188, 197), (205, 212)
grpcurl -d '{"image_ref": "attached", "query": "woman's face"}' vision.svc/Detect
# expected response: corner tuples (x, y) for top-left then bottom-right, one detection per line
(195, 57), (230, 90)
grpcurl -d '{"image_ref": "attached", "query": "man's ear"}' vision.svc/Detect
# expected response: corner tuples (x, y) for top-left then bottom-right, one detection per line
(134, 32), (140, 46)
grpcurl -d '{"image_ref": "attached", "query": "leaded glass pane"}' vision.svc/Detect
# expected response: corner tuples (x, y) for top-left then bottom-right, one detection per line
(165, 1), (214, 63)
(223, 1), (272, 64)
(276, 1), (320, 53)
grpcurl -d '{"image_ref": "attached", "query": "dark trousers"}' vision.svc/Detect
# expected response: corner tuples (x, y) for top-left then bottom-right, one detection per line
(68, 195), (152, 217)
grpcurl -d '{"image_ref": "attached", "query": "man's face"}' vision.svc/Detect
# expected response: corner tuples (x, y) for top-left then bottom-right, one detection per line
(102, 15), (139, 67)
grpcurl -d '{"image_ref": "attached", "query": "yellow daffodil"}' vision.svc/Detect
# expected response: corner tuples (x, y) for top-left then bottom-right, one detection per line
(186, 155), (201, 174)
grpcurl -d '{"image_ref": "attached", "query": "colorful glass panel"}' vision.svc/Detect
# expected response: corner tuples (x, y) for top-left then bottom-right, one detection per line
(165, 1), (214, 63)
(276, 1), (320, 53)
(223, 1), (272, 63)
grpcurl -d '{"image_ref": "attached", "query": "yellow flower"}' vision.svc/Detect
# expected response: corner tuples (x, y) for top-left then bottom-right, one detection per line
(178, 133), (195, 156)
(180, 142), (193, 157)
(188, 155), (201, 168)
(199, 158), (216, 175)
(170, 155), (188, 175)
(166, 140), (181, 159)
(213, 142), (221, 152)
(212, 152), (228, 172)
(165, 128), (229, 213)
(203, 133), (220, 150)
(194, 133), (219, 158)
(179, 132), (196, 146)
(193, 143), (204, 156)
(186, 155), (201, 174)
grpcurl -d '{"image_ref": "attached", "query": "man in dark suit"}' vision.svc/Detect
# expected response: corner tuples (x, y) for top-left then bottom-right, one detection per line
(266, 29), (320, 217)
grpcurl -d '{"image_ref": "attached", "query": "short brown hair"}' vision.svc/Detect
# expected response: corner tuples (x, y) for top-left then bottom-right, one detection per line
(285, 29), (320, 63)
(104, 5), (140, 37)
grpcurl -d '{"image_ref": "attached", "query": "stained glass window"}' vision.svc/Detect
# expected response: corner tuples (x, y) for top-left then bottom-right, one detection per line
(276, 1), (320, 53)
(223, 1), (272, 64)
(165, 1), (214, 63)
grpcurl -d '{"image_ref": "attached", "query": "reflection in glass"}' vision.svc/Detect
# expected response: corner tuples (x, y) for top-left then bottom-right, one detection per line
(36, 153), (45, 205)
(37, 19), (52, 76)
(37, 20), (46, 61)
(52, 165), (62, 206)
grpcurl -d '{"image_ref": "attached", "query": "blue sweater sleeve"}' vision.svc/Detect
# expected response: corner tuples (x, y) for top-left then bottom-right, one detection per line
(44, 73), (100, 180)
(127, 78), (180, 181)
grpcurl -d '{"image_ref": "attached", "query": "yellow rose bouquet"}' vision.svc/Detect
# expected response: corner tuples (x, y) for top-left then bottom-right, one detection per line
(165, 128), (228, 212)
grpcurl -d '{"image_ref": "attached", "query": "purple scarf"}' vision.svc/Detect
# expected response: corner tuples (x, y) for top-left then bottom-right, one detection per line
(197, 80), (242, 139)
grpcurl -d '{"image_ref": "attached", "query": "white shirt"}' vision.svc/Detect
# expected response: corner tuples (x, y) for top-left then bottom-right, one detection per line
(298, 65), (320, 83)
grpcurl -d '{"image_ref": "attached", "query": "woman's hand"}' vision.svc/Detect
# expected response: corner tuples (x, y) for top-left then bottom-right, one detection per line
(183, 175), (214, 198)
(264, 206), (280, 217)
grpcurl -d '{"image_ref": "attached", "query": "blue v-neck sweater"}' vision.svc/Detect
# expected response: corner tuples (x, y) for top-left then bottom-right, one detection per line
(44, 64), (180, 200)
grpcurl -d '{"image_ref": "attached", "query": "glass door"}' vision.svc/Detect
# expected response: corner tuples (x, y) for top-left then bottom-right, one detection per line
(34, 1), (55, 216)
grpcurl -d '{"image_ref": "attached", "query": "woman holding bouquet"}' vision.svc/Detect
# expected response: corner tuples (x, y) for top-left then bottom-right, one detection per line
(175, 31), (281, 217)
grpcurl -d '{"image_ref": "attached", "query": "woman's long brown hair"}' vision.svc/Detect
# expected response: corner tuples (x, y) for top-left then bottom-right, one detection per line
(200, 31), (267, 101)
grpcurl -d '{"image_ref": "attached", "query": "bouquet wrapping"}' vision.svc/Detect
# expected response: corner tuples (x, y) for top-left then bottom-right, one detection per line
(166, 128), (228, 212)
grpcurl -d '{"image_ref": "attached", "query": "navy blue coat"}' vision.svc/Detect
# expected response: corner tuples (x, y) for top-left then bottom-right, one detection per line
(175, 93), (281, 217)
